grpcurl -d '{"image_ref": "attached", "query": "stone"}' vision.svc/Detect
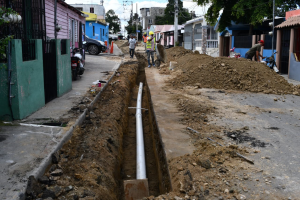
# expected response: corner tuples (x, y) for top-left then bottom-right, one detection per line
(237, 194), (247, 200)
(53, 186), (63, 197)
(38, 176), (49, 185)
(197, 158), (212, 169)
(26, 176), (43, 198)
(90, 111), (97, 118)
(293, 91), (299, 95)
(52, 151), (60, 164)
(218, 197), (224, 200)
(64, 185), (73, 192)
(74, 174), (83, 180)
(274, 98), (278, 101)
(174, 196), (183, 200)
(41, 189), (56, 199)
(224, 189), (229, 194)
(79, 104), (86, 111)
(51, 169), (63, 176)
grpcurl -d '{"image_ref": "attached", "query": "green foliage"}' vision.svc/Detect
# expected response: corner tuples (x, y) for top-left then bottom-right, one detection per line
(125, 13), (143, 39)
(105, 9), (121, 34)
(175, 41), (180, 46)
(195, 0), (300, 32)
(155, 0), (192, 25)
(0, 7), (17, 61)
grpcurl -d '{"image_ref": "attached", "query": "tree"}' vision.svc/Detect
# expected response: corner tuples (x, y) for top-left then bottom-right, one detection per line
(105, 9), (120, 34)
(155, 0), (192, 25)
(125, 13), (143, 39)
(195, 0), (300, 32)
(0, 7), (17, 61)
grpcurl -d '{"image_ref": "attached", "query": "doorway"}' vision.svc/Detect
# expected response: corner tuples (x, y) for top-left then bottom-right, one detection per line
(280, 29), (291, 74)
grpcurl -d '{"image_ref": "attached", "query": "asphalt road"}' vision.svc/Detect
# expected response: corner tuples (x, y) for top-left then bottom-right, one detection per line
(201, 89), (300, 199)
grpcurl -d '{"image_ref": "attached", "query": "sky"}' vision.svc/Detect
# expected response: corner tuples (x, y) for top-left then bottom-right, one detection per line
(66, 0), (210, 35)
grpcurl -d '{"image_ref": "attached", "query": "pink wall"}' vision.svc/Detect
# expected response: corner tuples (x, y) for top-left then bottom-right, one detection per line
(45, 0), (85, 39)
(286, 9), (300, 19)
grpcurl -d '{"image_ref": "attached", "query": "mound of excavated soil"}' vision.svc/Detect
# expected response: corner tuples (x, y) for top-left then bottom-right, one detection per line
(166, 47), (300, 95)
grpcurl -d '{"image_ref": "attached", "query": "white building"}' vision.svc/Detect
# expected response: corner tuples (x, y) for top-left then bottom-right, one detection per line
(69, 4), (105, 19)
(184, 16), (219, 57)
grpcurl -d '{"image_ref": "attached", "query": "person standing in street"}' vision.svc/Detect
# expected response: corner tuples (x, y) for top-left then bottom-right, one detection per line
(245, 40), (265, 61)
(146, 31), (161, 68)
(128, 34), (136, 58)
(143, 32), (147, 52)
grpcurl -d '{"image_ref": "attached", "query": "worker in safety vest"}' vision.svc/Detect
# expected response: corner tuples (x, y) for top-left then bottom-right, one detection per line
(143, 32), (147, 51)
(146, 31), (161, 68)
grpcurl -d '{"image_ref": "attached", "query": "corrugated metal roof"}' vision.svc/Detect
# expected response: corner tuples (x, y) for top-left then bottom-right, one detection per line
(276, 15), (300, 28)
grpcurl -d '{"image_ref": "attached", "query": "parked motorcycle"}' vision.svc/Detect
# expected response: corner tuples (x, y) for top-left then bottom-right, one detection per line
(71, 48), (85, 80)
(261, 52), (279, 73)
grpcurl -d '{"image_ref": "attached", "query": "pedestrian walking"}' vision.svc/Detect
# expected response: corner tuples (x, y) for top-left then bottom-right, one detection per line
(128, 34), (136, 58)
(245, 40), (265, 61)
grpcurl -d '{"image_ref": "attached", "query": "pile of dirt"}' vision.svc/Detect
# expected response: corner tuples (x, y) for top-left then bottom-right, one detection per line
(165, 47), (300, 95)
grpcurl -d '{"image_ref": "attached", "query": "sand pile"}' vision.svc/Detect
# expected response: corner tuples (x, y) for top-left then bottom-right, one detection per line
(166, 47), (300, 95)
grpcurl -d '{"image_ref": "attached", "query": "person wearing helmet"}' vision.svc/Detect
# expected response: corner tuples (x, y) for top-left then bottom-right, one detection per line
(147, 31), (161, 68)
(245, 40), (265, 61)
(143, 32), (147, 51)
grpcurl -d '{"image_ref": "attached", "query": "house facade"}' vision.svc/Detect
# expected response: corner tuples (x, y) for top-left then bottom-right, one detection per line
(276, 9), (300, 81)
(0, 0), (85, 120)
(69, 3), (105, 19)
(83, 12), (109, 42)
(184, 17), (219, 56)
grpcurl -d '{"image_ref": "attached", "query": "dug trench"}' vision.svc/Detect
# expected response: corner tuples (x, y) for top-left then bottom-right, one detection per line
(25, 59), (171, 200)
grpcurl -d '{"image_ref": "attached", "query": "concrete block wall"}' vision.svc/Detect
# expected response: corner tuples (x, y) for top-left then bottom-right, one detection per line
(55, 39), (72, 97)
(0, 39), (45, 121)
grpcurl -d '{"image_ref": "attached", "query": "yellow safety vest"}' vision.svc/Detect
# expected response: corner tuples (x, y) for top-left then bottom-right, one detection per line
(147, 37), (155, 50)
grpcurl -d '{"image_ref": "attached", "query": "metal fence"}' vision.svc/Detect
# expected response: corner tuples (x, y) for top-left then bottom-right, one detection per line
(61, 40), (67, 55)
(22, 40), (36, 61)
(207, 40), (218, 48)
(234, 35), (252, 48)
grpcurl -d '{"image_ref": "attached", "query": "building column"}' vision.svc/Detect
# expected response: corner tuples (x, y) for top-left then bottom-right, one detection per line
(288, 28), (295, 78)
(276, 29), (282, 70)
(202, 26), (207, 54)
(252, 35), (256, 61)
(229, 35), (232, 52)
(260, 34), (265, 60)
(219, 36), (224, 57)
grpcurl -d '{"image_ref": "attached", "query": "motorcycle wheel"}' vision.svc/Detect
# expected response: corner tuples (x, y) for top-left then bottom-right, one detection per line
(155, 59), (160, 67)
(72, 70), (77, 81)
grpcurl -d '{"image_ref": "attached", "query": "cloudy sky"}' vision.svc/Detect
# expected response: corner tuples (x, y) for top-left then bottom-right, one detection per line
(66, 0), (209, 35)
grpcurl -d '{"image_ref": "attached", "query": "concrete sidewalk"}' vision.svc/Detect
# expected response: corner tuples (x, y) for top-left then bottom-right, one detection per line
(145, 68), (195, 160)
(0, 44), (122, 200)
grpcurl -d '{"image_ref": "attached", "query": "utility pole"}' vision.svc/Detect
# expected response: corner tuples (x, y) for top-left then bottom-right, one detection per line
(174, 0), (178, 44)
(272, 0), (275, 54)
(136, 3), (138, 41)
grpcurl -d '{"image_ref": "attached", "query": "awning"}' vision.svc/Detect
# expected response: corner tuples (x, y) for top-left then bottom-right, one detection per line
(276, 15), (300, 28)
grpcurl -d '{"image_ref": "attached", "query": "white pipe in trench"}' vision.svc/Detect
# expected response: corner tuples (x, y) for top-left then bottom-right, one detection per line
(136, 82), (146, 179)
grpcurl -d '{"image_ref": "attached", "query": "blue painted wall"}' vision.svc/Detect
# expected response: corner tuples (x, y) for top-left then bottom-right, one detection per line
(289, 53), (300, 81)
(86, 21), (109, 42)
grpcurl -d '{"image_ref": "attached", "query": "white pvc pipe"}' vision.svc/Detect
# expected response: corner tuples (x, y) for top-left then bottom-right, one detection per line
(136, 82), (146, 179)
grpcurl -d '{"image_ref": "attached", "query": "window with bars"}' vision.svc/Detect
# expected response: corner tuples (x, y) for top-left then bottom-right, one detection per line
(90, 7), (94, 13)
